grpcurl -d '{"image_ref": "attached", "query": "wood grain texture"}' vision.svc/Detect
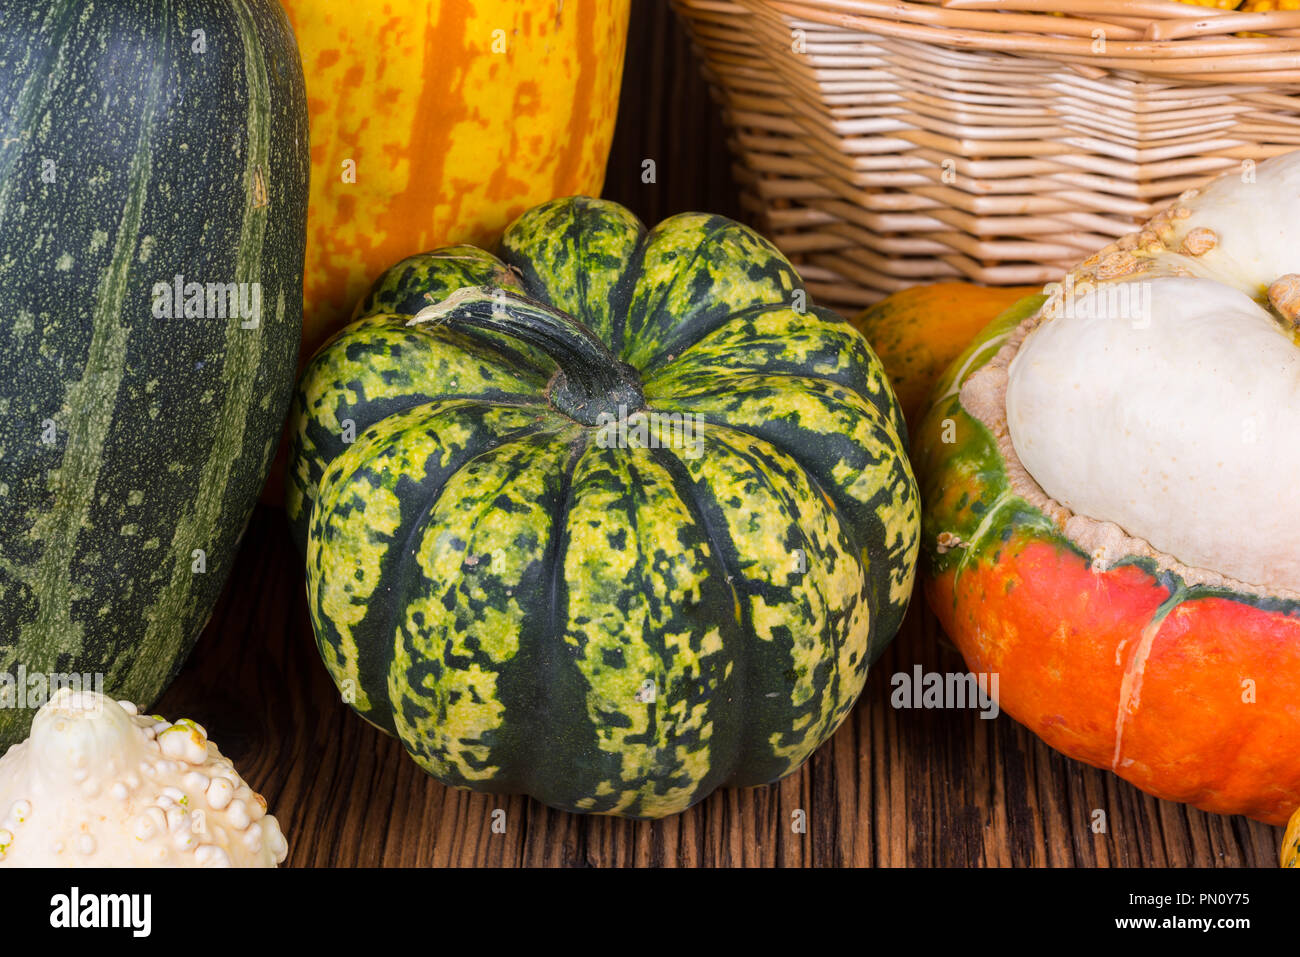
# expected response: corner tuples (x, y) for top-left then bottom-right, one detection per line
(156, 0), (1285, 867)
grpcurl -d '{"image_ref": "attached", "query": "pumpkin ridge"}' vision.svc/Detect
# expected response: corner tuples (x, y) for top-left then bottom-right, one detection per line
(468, 431), (584, 797)
(708, 431), (849, 770)
(498, 195), (646, 346)
(643, 307), (908, 445)
(663, 376), (916, 659)
(389, 431), (571, 789)
(526, 434), (593, 801)
(550, 443), (735, 815)
(622, 214), (734, 357)
(478, 433), (606, 805)
(650, 366), (900, 440)
(310, 403), (565, 729)
(635, 299), (814, 378)
(389, 418), (567, 623)
(605, 223), (647, 356)
(686, 415), (870, 670)
(644, 443), (753, 793)
(615, 452), (697, 817)
(666, 423), (863, 784)
(287, 309), (554, 549)
(621, 213), (806, 372)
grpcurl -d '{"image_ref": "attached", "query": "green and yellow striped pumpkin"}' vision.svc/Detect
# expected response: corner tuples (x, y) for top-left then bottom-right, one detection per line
(287, 197), (919, 818)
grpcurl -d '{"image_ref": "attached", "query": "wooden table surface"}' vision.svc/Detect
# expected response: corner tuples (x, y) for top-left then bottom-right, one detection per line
(159, 1), (1285, 868)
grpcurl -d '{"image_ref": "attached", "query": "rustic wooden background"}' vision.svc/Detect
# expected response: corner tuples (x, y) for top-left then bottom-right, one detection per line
(157, 1), (1284, 867)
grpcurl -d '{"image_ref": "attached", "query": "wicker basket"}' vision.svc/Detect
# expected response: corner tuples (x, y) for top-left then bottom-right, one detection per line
(672, 0), (1300, 311)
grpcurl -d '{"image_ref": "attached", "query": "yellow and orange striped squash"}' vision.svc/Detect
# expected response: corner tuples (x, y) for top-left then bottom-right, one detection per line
(281, 0), (632, 361)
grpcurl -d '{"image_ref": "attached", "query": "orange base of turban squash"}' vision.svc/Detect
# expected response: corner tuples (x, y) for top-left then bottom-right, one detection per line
(916, 298), (1300, 826)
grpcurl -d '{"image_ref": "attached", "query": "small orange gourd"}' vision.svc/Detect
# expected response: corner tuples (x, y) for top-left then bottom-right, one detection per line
(851, 284), (1040, 428)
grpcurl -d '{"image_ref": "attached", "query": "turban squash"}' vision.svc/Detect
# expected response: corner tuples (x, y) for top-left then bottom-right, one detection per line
(916, 151), (1300, 824)
(288, 197), (920, 817)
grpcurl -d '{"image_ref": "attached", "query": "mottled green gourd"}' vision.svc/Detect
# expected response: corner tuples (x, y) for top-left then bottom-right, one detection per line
(0, 1), (308, 749)
(288, 197), (919, 818)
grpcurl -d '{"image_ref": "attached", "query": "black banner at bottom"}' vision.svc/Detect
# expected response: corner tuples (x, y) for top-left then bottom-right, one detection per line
(2, 865), (1283, 944)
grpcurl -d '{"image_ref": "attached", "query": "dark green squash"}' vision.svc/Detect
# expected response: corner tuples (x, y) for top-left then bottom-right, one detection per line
(288, 198), (918, 817)
(0, 0), (308, 747)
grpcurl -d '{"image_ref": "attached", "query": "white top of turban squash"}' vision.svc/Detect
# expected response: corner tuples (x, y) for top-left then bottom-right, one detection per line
(1004, 150), (1300, 594)
(0, 689), (287, 867)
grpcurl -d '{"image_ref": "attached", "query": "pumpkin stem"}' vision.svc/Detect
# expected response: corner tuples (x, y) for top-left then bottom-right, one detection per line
(409, 285), (644, 426)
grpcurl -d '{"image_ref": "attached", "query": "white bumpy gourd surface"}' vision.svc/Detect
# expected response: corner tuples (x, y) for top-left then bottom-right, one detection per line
(0, 688), (288, 867)
(1005, 150), (1300, 595)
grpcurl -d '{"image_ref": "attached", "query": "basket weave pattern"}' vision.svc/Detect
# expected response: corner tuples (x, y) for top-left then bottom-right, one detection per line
(673, 0), (1300, 309)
